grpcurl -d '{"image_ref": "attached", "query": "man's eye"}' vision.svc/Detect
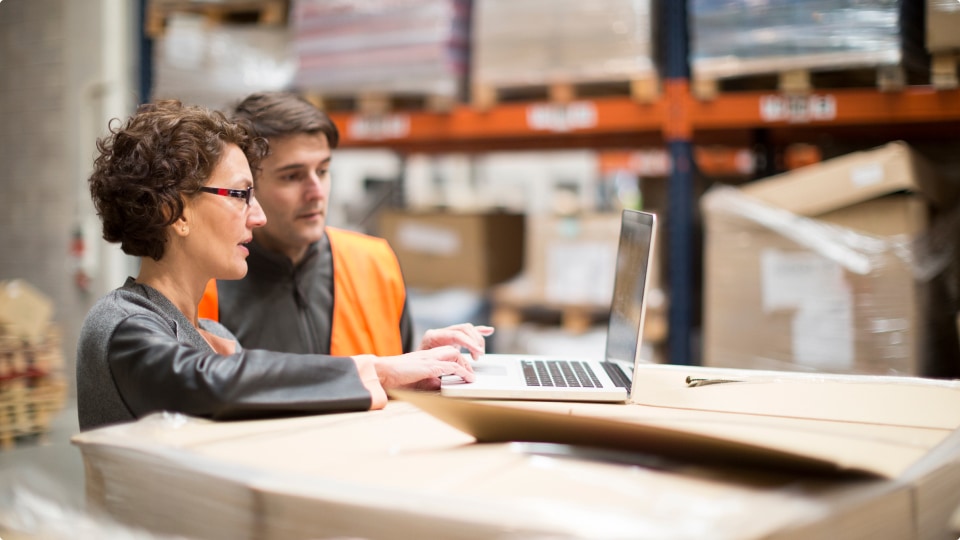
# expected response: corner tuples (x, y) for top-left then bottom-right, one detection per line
(318, 169), (330, 177)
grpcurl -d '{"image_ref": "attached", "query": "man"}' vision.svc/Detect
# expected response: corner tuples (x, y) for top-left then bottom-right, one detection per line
(199, 91), (491, 358)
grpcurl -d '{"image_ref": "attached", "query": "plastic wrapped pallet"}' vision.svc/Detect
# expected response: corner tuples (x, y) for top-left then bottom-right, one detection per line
(927, 0), (960, 52)
(690, 0), (926, 81)
(472, 0), (656, 89)
(701, 142), (960, 377)
(291, 0), (469, 100)
(151, 13), (296, 110)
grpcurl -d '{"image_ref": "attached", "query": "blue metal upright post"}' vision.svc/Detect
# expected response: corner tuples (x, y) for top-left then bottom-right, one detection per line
(663, 0), (697, 365)
(138, 0), (153, 104)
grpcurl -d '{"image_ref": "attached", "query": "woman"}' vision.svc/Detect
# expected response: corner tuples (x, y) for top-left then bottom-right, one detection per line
(76, 100), (477, 431)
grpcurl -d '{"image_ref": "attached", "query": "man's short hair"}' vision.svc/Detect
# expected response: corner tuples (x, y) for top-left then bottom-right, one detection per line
(231, 91), (340, 148)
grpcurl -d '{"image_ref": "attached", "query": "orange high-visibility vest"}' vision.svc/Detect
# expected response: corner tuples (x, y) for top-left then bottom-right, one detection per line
(198, 227), (406, 356)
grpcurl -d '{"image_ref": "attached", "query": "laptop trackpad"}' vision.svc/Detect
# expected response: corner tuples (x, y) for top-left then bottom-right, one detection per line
(474, 363), (508, 376)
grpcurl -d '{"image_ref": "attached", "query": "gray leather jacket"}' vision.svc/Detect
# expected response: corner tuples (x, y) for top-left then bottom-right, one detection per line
(76, 278), (372, 431)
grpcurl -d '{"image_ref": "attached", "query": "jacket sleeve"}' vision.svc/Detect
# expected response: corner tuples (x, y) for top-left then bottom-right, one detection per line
(399, 299), (415, 353)
(107, 313), (373, 421)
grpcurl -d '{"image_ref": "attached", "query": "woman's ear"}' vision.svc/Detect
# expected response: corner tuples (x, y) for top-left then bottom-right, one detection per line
(173, 214), (189, 237)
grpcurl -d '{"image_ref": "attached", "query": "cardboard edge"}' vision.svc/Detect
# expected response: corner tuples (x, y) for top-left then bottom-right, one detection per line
(390, 390), (884, 478)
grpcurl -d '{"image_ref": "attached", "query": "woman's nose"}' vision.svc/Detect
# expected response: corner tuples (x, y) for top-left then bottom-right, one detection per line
(248, 196), (267, 228)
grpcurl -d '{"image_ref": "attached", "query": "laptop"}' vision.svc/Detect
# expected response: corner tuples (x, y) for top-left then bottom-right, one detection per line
(441, 209), (657, 402)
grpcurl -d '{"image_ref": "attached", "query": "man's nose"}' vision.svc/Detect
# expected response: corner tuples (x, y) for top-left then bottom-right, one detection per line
(303, 172), (325, 199)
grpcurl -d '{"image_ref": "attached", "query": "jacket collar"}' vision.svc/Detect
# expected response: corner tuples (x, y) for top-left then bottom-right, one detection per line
(121, 277), (211, 351)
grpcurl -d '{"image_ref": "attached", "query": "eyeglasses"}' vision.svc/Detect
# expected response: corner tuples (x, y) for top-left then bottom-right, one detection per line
(198, 186), (253, 206)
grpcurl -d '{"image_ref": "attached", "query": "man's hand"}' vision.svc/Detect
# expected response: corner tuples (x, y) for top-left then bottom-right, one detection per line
(419, 323), (495, 360)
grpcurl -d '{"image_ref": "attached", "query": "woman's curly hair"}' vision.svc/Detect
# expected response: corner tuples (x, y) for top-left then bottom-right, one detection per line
(88, 100), (268, 261)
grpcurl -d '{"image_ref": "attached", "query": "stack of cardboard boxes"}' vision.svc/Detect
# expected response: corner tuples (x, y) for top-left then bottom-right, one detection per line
(702, 142), (960, 376)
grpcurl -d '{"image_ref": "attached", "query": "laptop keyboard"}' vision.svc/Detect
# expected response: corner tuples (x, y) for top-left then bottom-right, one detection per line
(601, 362), (631, 389)
(521, 360), (604, 388)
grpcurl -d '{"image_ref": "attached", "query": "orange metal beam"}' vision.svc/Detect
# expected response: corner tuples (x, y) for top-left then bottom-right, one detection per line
(599, 147), (760, 177)
(329, 87), (960, 149)
(330, 96), (667, 147)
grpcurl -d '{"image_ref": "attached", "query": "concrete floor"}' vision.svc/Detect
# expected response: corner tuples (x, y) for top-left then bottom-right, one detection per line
(0, 401), (84, 500)
(0, 401), (203, 539)
(0, 400), (90, 537)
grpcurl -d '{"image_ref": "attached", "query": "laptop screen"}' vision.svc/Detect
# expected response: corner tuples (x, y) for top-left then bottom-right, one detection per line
(604, 210), (656, 365)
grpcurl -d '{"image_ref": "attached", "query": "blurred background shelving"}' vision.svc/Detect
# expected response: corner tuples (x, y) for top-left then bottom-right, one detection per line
(138, 0), (952, 373)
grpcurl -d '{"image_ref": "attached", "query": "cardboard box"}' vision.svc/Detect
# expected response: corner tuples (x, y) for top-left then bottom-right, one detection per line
(377, 210), (525, 290)
(496, 213), (663, 307)
(702, 142), (960, 375)
(927, 0), (960, 52)
(526, 213), (622, 307)
(71, 365), (960, 540)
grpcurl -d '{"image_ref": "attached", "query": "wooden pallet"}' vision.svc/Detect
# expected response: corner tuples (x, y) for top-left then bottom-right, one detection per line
(693, 65), (909, 100)
(472, 76), (660, 110)
(491, 301), (609, 335)
(0, 326), (66, 450)
(0, 376), (67, 450)
(146, 0), (289, 38)
(491, 299), (668, 344)
(932, 52), (960, 90)
(0, 327), (62, 379)
(304, 91), (458, 115)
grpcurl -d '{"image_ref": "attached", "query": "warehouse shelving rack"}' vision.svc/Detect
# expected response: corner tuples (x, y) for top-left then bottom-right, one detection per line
(140, 0), (960, 366)
(323, 1), (960, 366)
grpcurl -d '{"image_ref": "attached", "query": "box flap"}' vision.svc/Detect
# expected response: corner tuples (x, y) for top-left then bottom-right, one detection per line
(630, 365), (960, 430)
(739, 142), (951, 216)
(392, 365), (960, 480)
(394, 390), (937, 479)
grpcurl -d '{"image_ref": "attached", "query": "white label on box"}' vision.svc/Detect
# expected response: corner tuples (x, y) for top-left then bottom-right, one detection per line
(792, 296), (854, 370)
(760, 249), (854, 369)
(526, 102), (597, 132)
(396, 222), (460, 256)
(760, 250), (845, 311)
(545, 242), (615, 305)
(850, 163), (884, 188)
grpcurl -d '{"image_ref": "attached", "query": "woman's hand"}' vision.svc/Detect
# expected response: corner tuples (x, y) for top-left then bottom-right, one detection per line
(419, 323), (494, 360)
(369, 346), (476, 391)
